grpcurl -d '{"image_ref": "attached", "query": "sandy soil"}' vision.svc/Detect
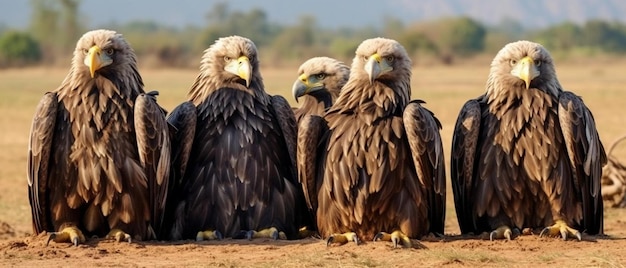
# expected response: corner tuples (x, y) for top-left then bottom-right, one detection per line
(1, 211), (625, 267)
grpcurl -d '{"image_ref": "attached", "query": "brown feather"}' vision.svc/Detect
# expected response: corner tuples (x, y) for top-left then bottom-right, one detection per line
(27, 29), (170, 241)
(167, 36), (308, 240)
(451, 40), (606, 235)
(292, 57), (349, 123)
(298, 38), (445, 240)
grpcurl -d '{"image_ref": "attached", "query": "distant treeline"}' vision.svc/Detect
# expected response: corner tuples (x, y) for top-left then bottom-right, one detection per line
(1, 1), (626, 68)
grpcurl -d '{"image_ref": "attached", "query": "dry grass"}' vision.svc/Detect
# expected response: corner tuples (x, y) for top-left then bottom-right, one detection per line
(1, 61), (626, 266)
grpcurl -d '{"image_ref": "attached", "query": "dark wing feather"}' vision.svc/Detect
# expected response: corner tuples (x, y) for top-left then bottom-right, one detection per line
(297, 114), (328, 212)
(557, 91), (606, 234)
(161, 101), (196, 239)
(270, 95), (314, 231)
(269, 95), (297, 175)
(27, 92), (59, 234)
(450, 99), (482, 234)
(403, 100), (446, 234)
(166, 101), (197, 187)
(134, 91), (171, 238)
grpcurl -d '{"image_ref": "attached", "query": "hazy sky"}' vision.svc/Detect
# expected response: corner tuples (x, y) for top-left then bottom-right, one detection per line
(2, 0), (626, 30)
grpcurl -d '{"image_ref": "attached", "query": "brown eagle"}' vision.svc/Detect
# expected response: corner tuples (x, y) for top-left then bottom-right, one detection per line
(297, 38), (446, 248)
(451, 40), (606, 241)
(27, 29), (171, 246)
(292, 56), (349, 123)
(165, 36), (308, 241)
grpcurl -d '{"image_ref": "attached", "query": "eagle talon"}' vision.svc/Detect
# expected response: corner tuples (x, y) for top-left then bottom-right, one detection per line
(46, 227), (85, 246)
(326, 236), (334, 246)
(326, 232), (359, 246)
(489, 225), (513, 241)
(46, 232), (58, 247)
(373, 232), (385, 241)
(539, 220), (582, 241)
(197, 230), (223, 241)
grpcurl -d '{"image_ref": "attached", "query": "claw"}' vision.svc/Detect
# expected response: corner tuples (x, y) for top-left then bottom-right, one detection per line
(373, 231), (411, 248)
(106, 229), (132, 243)
(326, 232), (359, 246)
(539, 220), (582, 241)
(489, 225), (513, 241)
(46, 232), (58, 247)
(242, 227), (286, 240)
(46, 227), (85, 246)
(196, 230), (222, 241)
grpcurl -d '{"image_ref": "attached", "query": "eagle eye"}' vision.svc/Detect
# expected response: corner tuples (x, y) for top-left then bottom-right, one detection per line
(105, 48), (115, 56)
(386, 56), (394, 62)
(535, 60), (542, 67)
(224, 56), (231, 62)
(316, 73), (326, 80)
(509, 59), (517, 66)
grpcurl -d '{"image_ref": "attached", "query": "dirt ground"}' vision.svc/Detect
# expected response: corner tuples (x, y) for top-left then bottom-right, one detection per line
(1, 213), (626, 267)
(2, 65), (626, 267)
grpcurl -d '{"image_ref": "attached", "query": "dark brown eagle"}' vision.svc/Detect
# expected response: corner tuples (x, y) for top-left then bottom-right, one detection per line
(27, 29), (171, 246)
(297, 38), (446, 248)
(292, 56), (349, 123)
(165, 35), (308, 241)
(451, 40), (606, 241)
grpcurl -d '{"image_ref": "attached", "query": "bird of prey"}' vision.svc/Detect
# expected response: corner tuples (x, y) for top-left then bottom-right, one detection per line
(27, 29), (171, 246)
(166, 35), (307, 241)
(451, 40), (606, 241)
(297, 38), (446, 248)
(292, 57), (349, 123)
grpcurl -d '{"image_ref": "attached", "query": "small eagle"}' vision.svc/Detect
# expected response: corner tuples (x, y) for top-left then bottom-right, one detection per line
(292, 56), (349, 123)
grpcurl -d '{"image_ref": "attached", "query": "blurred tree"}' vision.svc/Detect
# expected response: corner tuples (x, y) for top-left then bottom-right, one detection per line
(30, 0), (60, 63)
(0, 31), (42, 67)
(59, 0), (81, 52)
(29, 0), (82, 64)
(397, 27), (438, 58)
(197, 3), (277, 50)
(581, 20), (626, 52)
(435, 17), (486, 59)
(271, 15), (317, 59)
(531, 22), (581, 51)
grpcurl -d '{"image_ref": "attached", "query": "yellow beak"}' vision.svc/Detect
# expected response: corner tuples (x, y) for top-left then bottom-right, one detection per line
(364, 53), (392, 84)
(224, 56), (252, 87)
(510, 56), (539, 89)
(83, 46), (112, 78)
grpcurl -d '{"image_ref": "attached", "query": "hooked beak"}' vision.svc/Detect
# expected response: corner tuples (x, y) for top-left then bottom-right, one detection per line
(292, 73), (324, 103)
(510, 56), (540, 89)
(225, 56), (252, 87)
(83, 46), (112, 78)
(364, 53), (392, 84)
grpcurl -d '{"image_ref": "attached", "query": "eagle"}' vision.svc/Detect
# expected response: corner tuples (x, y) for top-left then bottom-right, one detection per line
(451, 40), (606, 241)
(292, 56), (349, 123)
(297, 38), (446, 248)
(166, 36), (308, 241)
(27, 29), (171, 246)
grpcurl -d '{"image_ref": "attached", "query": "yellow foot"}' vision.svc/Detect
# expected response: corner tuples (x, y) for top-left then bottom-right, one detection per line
(298, 226), (316, 239)
(240, 227), (286, 240)
(539, 220), (582, 241)
(106, 229), (132, 243)
(196, 230), (223, 241)
(47, 226), (86, 246)
(326, 232), (360, 246)
(373, 230), (412, 248)
(489, 225), (520, 241)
